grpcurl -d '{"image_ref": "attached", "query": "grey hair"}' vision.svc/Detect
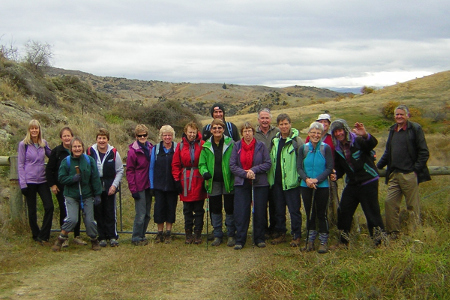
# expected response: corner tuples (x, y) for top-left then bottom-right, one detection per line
(308, 122), (324, 133)
(258, 108), (272, 119)
(395, 104), (410, 116)
(159, 125), (175, 140)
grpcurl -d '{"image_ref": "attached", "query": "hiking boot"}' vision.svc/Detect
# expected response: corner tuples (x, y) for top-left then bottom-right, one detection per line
(318, 243), (328, 254)
(52, 235), (67, 252)
(62, 239), (69, 248)
(301, 241), (315, 252)
(91, 238), (101, 251)
(257, 242), (266, 248)
(185, 229), (194, 244)
(234, 244), (243, 250)
(164, 231), (172, 244)
(290, 237), (301, 247)
(110, 239), (119, 247)
(271, 233), (286, 245)
(73, 236), (87, 245)
(194, 231), (202, 244)
(211, 237), (222, 246)
(227, 236), (236, 247)
(155, 231), (164, 244)
(99, 240), (107, 247)
(207, 233), (214, 241)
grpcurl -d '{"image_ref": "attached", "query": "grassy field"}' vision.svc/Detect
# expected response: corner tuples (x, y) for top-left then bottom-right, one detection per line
(0, 175), (448, 299)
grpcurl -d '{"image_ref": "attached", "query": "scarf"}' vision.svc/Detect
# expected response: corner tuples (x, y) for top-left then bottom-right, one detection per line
(240, 138), (256, 170)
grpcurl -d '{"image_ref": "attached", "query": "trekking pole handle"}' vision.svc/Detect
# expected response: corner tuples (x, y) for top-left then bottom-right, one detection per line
(75, 166), (80, 175)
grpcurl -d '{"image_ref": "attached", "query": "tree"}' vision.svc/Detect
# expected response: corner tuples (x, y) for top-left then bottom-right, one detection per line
(0, 36), (19, 61)
(23, 40), (53, 71)
(222, 83), (227, 89)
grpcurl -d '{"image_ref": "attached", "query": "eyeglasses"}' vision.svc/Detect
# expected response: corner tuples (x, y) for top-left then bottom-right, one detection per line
(137, 134), (148, 138)
(211, 126), (223, 130)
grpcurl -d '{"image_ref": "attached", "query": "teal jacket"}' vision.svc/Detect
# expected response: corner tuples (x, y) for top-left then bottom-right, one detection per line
(268, 128), (303, 190)
(58, 154), (102, 200)
(198, 136), (234, 194)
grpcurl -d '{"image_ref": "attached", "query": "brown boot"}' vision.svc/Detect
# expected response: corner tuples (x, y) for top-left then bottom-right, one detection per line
(164, 231), (172, 244)
(301, 241), (315, 252)
(52, 235), (68, 252)
(194, 231), (202, 244)
(271, 233), (286, 245)
(185, 229), (194, 244)
(290, 237), (301, 247)
(91, 238), (101, 251)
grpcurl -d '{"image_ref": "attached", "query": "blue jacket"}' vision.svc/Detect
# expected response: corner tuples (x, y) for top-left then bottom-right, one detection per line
(297, 141), (333, 188)
(229, 139), (271, 187)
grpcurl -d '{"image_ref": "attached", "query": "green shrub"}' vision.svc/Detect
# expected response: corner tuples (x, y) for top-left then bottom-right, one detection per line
(381, 101), (400, 119)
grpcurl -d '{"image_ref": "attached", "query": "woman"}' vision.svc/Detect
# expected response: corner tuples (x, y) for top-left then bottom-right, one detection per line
(18, 119), (53, 245)
(297, 122), (333, 253)
(230, 122), (271, 250)
(172, 122), (206, 244)
(199, 119), (235, 247)
(46, 127), (86, 247)
(126, 124), (153, 246)
(52, 137), (103, 251)
(87, 128), (124, 247)
(149, 125), (178, 244)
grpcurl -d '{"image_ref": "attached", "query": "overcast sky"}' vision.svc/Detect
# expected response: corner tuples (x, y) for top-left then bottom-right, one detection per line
(2, 0), (450, 89)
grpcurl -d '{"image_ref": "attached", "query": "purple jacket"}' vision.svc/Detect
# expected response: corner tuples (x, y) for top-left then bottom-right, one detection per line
(126, 140), (153, 194)
(230, 139), (271, 187)
(18, 140), (52, 189)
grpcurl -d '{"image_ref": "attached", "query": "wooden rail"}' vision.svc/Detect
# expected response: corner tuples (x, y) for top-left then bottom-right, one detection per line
(1, 155), (450, 223)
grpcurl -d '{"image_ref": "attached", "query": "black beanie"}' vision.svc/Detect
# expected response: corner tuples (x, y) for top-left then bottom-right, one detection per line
(210, 103), (226, 118)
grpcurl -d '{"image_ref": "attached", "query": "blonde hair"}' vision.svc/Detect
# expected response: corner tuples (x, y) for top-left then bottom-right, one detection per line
(159, 125), (175, 140)
(23, 119), (46, 147)
(134, 124), (149, 136)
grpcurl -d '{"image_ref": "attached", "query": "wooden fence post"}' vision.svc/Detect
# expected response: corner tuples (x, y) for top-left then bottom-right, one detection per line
(8, 156), (26, 222)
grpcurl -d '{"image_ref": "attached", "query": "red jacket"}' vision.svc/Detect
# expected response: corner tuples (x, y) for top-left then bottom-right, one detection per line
(171, 132), (206, 202)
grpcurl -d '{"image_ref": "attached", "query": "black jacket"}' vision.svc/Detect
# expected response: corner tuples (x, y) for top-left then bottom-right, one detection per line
(377, 121), (431, 184)
(45, 143), (71, 187)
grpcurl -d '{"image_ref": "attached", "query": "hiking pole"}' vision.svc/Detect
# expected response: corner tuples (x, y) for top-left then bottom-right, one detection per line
(251, 180), (255, 248)
(75, 166), (86, 219)
(304, 186), (316, 251)
(206, 196), (209, 250)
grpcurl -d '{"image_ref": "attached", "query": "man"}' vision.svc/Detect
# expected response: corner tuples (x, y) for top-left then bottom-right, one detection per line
(377, 105), (430, 238)
(330, 119), (385, 248)
(202, 103), (240, 142)
(254, 108), (279, 238)
(268, 113), (304, 247)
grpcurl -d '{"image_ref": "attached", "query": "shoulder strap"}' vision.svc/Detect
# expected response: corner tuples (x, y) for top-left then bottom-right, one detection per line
(226, 122), (233, 139)
(154, 143), (161, 161)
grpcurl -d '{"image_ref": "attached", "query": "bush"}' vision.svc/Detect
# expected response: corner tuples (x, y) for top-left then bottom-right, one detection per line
(381, 101), (400, 119)
(361, 86), (376, 94)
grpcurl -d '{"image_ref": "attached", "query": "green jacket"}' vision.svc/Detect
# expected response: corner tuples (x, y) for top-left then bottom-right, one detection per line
(198, 136), (234, 194)
(268, 128), (303, 190)
(58, 154), (102, 200)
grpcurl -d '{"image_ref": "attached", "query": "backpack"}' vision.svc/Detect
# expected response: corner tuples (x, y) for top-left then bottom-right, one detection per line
(205, 122), (234, 139)
(154, 142), (177, 161)
(302, 143), (326, 157)
(66, 154), (92, 168)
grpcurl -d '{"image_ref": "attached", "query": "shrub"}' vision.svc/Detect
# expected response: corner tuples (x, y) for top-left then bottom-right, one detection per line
(361, 86), (376, 94)
(381, 101), (400, 119)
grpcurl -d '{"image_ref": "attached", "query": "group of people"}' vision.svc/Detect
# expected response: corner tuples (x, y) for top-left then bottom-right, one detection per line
(17, 102), (430, 253)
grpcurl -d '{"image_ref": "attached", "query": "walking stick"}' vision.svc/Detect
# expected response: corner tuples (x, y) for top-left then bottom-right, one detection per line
(206, 196), (209, 250)
(251, 180), (255, 247)
(304, 187), (316, 250)
(75, 166), (86, 219)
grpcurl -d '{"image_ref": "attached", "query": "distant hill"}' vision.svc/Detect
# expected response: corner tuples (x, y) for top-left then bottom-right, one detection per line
(45, 67), (353, 117)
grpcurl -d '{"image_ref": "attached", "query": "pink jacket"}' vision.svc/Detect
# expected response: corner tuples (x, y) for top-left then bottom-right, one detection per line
(126, 141), (153, 194)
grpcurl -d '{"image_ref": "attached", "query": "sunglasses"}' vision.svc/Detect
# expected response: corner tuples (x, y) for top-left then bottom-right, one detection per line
(136, 134), (148, 138)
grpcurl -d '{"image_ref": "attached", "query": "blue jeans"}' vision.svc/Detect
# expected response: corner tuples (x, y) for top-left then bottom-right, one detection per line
(272, 184), (302, 239)
(132, 189), (152, 243)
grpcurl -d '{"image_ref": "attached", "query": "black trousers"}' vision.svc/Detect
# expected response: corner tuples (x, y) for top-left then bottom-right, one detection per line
(94, 191), (118, 240)
(25, 183), (54, 241)
(183, 200), (205, 232)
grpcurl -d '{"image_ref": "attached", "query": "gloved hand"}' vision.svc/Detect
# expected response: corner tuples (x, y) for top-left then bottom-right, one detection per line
(94, 195), (101, 206)
(132, 192), (141, 200)
(72, 174), (81, 183)
(21, 188), (28, 197)
(202, 172), (212, 180)
(175, 181), (183, 194)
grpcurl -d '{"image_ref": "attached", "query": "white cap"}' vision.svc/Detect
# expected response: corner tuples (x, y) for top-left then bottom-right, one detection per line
(316, 113), (331, 122)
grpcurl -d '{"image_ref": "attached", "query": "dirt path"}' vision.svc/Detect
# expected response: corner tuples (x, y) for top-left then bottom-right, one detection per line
(1, 240), (272, 299)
